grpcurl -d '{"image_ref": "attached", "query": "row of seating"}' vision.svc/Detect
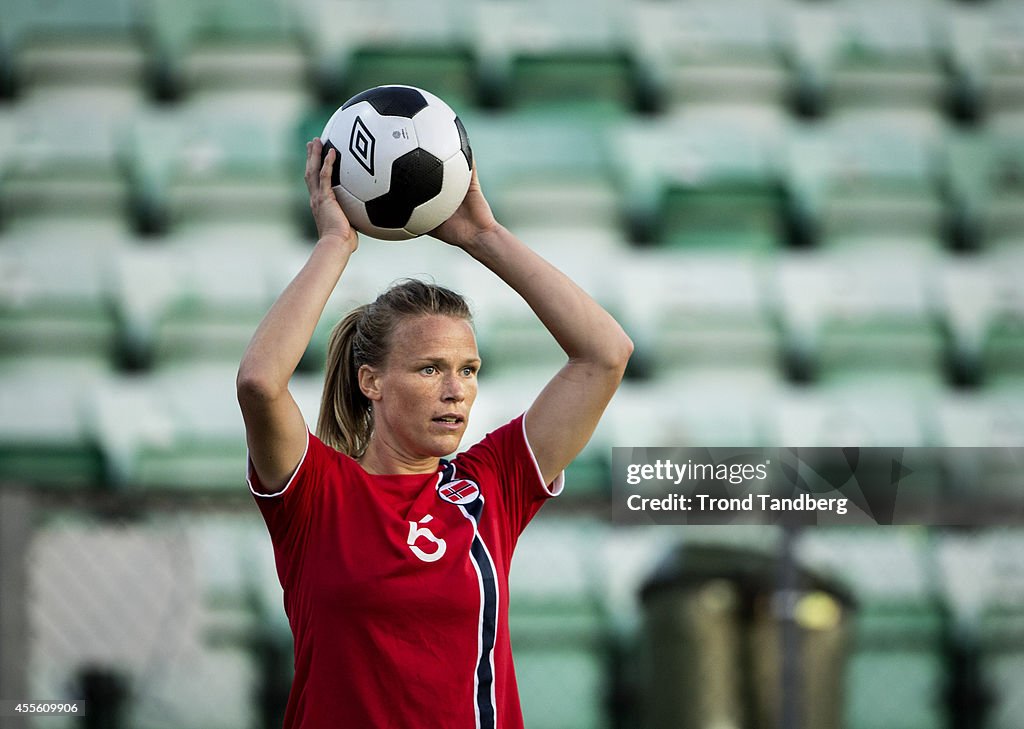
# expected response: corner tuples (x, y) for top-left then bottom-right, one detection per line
(1, 355), (1020, 493)
(2, 99), (1022, 249)
(3, 0), (1024, 121)
(2, 231), (1020, 382)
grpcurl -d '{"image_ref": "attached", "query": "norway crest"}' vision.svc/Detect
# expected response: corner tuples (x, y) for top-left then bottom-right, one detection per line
(437, 478), (481, 506)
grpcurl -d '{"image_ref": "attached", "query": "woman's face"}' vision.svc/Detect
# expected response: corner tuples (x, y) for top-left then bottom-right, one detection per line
(362, 314), (481, 463)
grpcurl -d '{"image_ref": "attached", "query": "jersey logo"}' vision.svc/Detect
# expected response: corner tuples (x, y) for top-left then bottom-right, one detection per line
(437, 478), (480, 506)
(407, 514), (446, 563)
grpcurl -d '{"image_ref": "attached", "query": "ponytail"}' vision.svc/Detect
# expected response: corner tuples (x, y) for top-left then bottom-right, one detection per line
(316, 279), (472, 458)
(317, 306), (372, 457)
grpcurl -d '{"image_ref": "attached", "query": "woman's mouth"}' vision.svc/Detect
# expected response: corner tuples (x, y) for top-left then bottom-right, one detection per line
(433, 415), (464, 428)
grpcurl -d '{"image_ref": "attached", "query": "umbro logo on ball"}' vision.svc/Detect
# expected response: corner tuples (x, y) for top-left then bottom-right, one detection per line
(349, 116), (375, 175)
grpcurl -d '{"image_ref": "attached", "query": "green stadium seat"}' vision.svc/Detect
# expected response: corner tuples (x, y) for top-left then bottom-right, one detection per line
(771, 383), (932, 448)
(931, 390), (1024, 521)
(0, 95), (133, 228)
(299, 0), (476, 110)
(784, 111), (945, 248)
(782, 0), (946, 116)
(980, 249), (1024, 386)
(943, 0), (1024, 120)
(615, 106), (786, 249)
(627, 0), (788, 113)
(606, 378), (773, 451)
(619, 249), (778, 380)
(466, 110), (619, 233)
(472, 0), (636, 117)
(509, 515), (612, 729)
(936, 248), (1024, 385)
(773, 247), (945, 385)
(138, 0), (310, 106)
(0, 232), (124, 364)
(0, 358), (108, 487)
(127, 102), (300, 234)
(972, 530), (1024, 729)
(943, 114), (1024, 251)
(89, 364), (249, 492)
(0, 0), (145, 102)
(110, 236), (296, 370)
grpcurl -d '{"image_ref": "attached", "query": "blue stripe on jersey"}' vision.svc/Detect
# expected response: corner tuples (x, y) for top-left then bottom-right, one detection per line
(438, 461), (499, 729)
(466, 497), (497, 729)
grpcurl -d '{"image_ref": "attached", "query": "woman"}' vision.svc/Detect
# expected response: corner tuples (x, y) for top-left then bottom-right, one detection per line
(237, 138), (633, 729)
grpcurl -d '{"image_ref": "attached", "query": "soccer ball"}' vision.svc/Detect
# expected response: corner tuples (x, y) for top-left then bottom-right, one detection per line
(320, 85), (473, 241)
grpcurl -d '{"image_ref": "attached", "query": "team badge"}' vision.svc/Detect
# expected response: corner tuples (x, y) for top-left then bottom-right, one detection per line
(437, 478), (481, 506)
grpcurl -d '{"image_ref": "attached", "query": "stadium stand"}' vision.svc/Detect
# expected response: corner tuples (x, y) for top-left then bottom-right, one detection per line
(1, 1), (1023, 727)
(627, 0), (789, 114)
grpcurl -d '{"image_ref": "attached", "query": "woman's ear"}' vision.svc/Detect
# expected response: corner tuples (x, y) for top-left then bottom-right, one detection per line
(358, 364), (382, 401)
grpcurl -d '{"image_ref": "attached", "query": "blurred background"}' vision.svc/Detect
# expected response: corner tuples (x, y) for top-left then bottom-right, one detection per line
(1, 0), (1023, 726)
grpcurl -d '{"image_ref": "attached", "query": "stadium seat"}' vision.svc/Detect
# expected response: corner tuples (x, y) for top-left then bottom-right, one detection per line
(606, 377), (773, 452)
(0, 231), (124, 365)
(0, 94), (134, 228)
(110, 234), (297, 370)
(772, 246), (945, 385)
(472, 0), (637, 117)
(614, 105), (787, 249)
(619, 249), (778, 379)
(770, 382), (932, 449)
(138, 0), (310, 107)
(942, 114), (1024, 251)
(972, 529), (1024, 729)
(89, 363), (250, 492)
(0, 0), (145, 103)
(942, 0), (1024, 120)
(627, 0), (789, 113)
(466, 110), (619, 234)
(298, 0), (476, 110)
(931, 390), (1024, 523)
(935, 248), (1024, 385)
(509, 515), (612, 729)
(781, 0), (947, 117)
(784, 110), (945, 248)
(127, 101), (300, 234)
(0, 357), (108, 487)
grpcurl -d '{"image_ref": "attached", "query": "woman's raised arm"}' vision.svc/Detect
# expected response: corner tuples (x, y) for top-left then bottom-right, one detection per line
(237, 139), (358, 493)
(432, 168), (633, 487)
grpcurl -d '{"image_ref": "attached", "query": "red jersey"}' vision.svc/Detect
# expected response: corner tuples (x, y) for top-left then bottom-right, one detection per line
(248, 414), (563, 729)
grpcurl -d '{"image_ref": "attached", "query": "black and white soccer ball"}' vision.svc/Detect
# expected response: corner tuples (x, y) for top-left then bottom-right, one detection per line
(320, 85), (473, 241)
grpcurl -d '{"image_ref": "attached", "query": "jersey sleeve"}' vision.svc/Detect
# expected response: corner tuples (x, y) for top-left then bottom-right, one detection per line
(247, 430), (335, 585)
(456, 413), (564, 543)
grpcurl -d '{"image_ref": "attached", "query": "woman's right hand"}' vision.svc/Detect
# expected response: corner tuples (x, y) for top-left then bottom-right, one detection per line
(305, 137), (359, 252)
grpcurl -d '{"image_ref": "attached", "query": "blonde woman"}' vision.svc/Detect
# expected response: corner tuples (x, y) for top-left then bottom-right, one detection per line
(236, 138), (632, 729)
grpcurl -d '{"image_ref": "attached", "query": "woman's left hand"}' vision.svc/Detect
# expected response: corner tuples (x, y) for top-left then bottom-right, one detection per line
(430, 164), (500, 250)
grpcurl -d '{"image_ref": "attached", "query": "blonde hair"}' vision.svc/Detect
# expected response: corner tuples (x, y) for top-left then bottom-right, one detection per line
(317, 279), (473, 457)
